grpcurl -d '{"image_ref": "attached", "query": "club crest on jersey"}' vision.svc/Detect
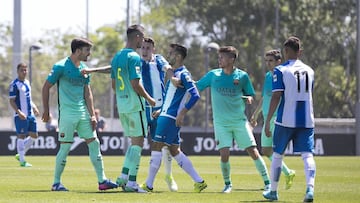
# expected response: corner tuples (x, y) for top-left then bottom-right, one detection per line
(185, 75), (192, 82)
(60, 133), (65, 138)
(233, 79), (239, 85)
(273, 74), (277, 82)
(135, 66), (141, 74)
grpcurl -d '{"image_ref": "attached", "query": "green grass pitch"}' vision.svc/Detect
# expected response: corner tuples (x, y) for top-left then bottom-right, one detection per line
(0, 155), (359, 203)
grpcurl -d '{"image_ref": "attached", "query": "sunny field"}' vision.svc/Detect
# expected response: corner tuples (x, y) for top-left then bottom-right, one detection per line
(0, 155), (359, 203)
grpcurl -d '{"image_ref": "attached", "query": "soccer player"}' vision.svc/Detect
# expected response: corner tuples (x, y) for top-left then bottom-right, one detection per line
(42, 37), (118, 192)
(140, 43), (207, 193)
(262, 36), (316, 202)
(196, 46), (270, 193)
(9, 62), (39, 167)
(111, 24), (156, 193)
(250, 50), (296, 190)
(140, 37), (178, 192)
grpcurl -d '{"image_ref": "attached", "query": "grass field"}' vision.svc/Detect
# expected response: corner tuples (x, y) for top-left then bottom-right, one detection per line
(0, 155), (359, 203)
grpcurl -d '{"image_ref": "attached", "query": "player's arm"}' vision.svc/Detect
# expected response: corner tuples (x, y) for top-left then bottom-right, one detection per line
(264, 91), (281, 137)
(41, 80), (54, 123)
(81, 65), (111, 76)
(250, 97), (263, 127)
(9, 97), (26, 120)
(84, 84), (97, 131)
(131, 78), (156, 106)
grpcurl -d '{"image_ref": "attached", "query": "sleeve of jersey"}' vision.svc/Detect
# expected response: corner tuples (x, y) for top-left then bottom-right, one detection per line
(182, 73), (200, 110)
(110, 56), (116, 79)
(195, 72), (211, 92)
(47, 64), (63, 85)
(128, 54), (142, 80)
(155, 55), (169, 72)
(8, 82), (17, 98)
(272, 67), (284, 92)
(242, 73), (256, 96)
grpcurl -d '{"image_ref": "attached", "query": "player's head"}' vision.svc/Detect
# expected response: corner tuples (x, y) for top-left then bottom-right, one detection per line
(218, 46), (238, 69)
(141, 37), (155, 61)
(168, 43), (187, 65)
(127, 24), (145, 48)
(264, 49), (282, 70)
(71, 37), (93, 61)
(16, 62), (28, 81)
(283, 36), (301, 60)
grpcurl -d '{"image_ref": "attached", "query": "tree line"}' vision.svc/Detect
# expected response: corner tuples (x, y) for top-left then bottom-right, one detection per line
(0, 0), (357, 128)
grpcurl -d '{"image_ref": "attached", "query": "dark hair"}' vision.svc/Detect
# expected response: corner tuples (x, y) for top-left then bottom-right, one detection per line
(219, 46), (238, 59)
(284, 36), (301, 52)
(127, 24), (145, 38)
(71, 37), (93, 53)
(265, 49), (282, 60)
(170, 43), (187, 59)
(144, 37), (155, 46)
(17, 62), (27, 70)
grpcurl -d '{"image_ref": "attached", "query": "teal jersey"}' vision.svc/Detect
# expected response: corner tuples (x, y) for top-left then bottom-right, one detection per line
(197, 68), (255, 125)
(262, 71), (276, 117)
(111, 48), (145, 113)
(47, 57), (90, 116)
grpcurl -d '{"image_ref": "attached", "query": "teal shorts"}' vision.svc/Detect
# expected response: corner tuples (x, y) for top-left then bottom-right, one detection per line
(214, 119), (257, 150)
(261, 115), (275, 147)
(119, 111), (147, 137)
(58, 113), (96, 142)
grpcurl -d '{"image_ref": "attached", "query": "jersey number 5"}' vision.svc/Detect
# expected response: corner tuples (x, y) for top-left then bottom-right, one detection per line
(117, 68), (125, 90)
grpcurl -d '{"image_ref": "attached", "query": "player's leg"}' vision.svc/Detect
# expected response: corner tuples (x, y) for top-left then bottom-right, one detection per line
(122, 111), (148, 193)
(162, 146), (178, 191)
(78, 117), (117, 191)
(263, 125), (292, 200)
(149, 111), (178, 191)
(142, 141), (163, 192)
(24, 116), (38, 153)
(214, 124), (233, 193)
(168, 122), (207, 194)
(51, 113), (77, 191)
(294, 128), (316, 202)
(14, 117), (31, 166)
(261, 123), (295, 190)
(237, 121), (270, 190)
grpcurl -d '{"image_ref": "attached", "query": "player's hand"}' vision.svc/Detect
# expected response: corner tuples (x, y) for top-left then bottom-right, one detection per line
(171, 77), (184, 88)
(33, 107), (40, 116)
(41, 111), (50, 123)
(18, 110), (27, 120)
(176, 110), (187, 127)
(152, 109), (161, 119)
(90, 116), (97, 131)
(264, 121), (272, 137)
(250, 116), (257, 127)
(242, 96), (253, 104)
(147, 97), (156, 107)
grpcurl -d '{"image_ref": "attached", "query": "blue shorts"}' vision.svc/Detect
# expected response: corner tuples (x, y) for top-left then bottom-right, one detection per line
(14, 115), (37, 135)
(154, 116), (180, 145)
(273, 125), (314, 154)
(146, 106), (161, 139)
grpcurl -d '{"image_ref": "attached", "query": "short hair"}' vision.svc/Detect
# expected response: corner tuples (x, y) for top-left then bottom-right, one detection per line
(170, 43), (187, 59)
(127, 24), (145, 38)
(265, 49), (282, 60)
(218, 46), (238, 59)
(284, 36), (301, 52)
(71, 37), (93, 53)
(144, 37), (155, 46)
(17, 62), (27, 70)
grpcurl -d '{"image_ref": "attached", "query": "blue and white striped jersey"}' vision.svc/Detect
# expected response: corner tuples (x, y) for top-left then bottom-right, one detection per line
(160, 66), (200, 120)
(9, 78), (34, 117)
(141, 54), (168, 108)
(273, 59), (315, 128)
